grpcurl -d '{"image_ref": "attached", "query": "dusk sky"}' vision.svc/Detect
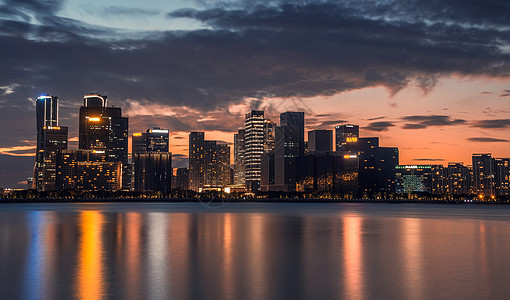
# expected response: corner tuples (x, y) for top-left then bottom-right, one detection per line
(0, 0), (509, 188)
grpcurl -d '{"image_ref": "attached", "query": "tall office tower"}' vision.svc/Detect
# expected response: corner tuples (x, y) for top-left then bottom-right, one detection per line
(189, 132), (205, 191)
(36, 95), (58, 132)
(189, 132), (231, 190)
(233, 129), (246, 185)
(308, 130), (333, 154)
(244, 110), (265, 191)
(335, 124), (359, 151)
(472, 153), (495, 196)
(494, 158), (510, 196)
(446, 163), (470, 195)
(263, 120), (276, 153)
(134, 152), (172, 193)
(79, 93), (129, 189)
(132, 132), (148, 155)
(146, 127), (169, 152)
(273, 112), (305, 192)
(35, 126), (68, 191)
(203, 140), (231, 187)
(34, 95), (68, 191)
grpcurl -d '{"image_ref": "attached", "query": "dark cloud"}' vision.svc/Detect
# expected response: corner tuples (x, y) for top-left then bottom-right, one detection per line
(471, 119), (510, 129)
(364, 121), (395, 132)
(317, 120), (348, 127)
(100, 6), (160, 17)
(402, 115), (466, 129)
(467, 137), (510, 143)
(414, 158), (445, 162)
(481, 91), (492, 94)
(367, 116), (385, 121)
(500, 89), (510, 97)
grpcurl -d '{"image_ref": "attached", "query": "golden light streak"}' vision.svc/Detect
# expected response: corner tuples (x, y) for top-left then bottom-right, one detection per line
(76, 211), (104, 300)
(343, 215), (364, 300)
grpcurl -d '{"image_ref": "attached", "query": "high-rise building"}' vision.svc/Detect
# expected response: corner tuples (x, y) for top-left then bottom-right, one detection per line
(147, 128), (170, 152)
(233, 129), (246, 185)
(244, 110), (265, 191)
(472, 153), (495, 196)
(189, 132), (231, 191)
(308, 130), (333, 154)
(134, 152), (172, 193)
(446, 163), (470, 195)
(335, 124), (359, 151)
(34, 95), (68, 191)
(35, 126), (68, 191)
(132, 132), (148, 155)
(79, 93), (129, 189)
(189, 132), (205, 191)
(494, 158), (509, 196)
(273, 112), (305, 192)
(263, 119), (276, 153)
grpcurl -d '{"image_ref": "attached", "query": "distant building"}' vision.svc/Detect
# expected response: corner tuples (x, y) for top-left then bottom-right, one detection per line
(446, 163), (470, 195)
(174, 168), (190, 190)
(146, 128), (170, 152)
(132, 132), (148, 155)
(308, 130), (333, 154)
(494, 158), (510, 196)
(56, 149), (120, 191)
(233, 129), (246, 185)
(335, 124), (359, 151)
(472, 154), (495, 196)
(395, 165), (433, 193)
(188, 132), (231, 191)
(34, 95), (68, 192)
(134, 152), (172, 193)
(79, 93), (129, 189)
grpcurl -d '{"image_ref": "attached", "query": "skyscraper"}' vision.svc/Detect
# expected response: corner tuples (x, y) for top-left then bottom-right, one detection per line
(472, 153), (495, 196)
(147, 128), (170, 152)
(134, 152), (172, 193)
(132, 132), (148, 155)
(244, 110), (265, 191)
(189, 132), (230, 191)
(34, 95), (68, 191)
(335, 124), (359, 151)
(233, 129), (246, 185)
(79, 93), (129, 189)
(274, 112), (305, 192)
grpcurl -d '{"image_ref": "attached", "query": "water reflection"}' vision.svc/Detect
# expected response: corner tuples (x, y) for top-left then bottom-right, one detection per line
(75, 211), (104, 300)
(0, 204), (510, 299)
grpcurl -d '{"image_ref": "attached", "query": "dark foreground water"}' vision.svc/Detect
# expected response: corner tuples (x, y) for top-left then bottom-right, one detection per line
(1, 202), (510, 300)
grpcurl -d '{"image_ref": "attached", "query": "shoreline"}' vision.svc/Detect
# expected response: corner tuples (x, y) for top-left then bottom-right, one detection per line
(1, 198), (509, 205)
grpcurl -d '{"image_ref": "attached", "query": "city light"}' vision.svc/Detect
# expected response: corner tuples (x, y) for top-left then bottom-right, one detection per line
(88, 117), (101, 122)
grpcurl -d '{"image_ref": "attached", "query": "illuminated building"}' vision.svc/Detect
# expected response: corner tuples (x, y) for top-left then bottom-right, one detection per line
(335, 124), (359, 151)
(233, 129), (246, 185)
(494, 158), (510, 196)
(132, 127), (171, 193)
(132, 132), (148, 155)
(395, 165), (433, 193)
(431, 165), (446, 194)
(308, 130), (333, 154)
(79, 93), (129, 189)
(446, 163), (470, 195)
(56, 149), (120, 191)
(472, 153), (495, 196)
(189, 132), (231, 191)
(146, 128), (169, 152)
(263, 119), (276, 153)
(244, 110), (265, 191)
(34, 95), (68, 191)
(133, 152), (172, 193)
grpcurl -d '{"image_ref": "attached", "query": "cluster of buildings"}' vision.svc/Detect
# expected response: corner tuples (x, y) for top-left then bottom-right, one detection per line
(30, 94), (510, 198)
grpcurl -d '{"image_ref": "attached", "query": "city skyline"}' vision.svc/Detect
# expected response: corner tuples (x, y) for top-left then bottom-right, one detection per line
(1, 0), (510, 188)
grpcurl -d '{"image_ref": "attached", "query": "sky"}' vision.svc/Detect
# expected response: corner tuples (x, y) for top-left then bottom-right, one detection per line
(0, 0), (509, 188)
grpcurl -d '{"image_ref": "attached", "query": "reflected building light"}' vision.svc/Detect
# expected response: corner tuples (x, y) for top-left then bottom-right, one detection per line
(343, 215), (364, 300)
(147, 213), (169, 300)
(76, 211), (105, 300)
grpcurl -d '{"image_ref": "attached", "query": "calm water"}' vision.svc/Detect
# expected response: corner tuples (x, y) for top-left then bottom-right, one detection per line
(1, 202), (510, 300)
